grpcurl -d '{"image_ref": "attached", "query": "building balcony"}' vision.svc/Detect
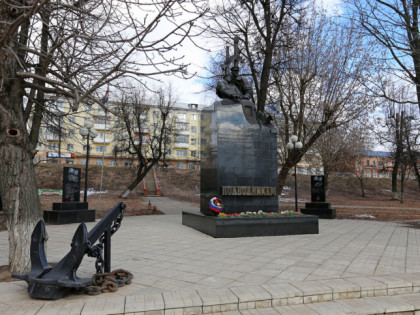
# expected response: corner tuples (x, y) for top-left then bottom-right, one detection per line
(174, 142), (189, 149)
(45, 134), (59, 141)
(175, 130), (190, 135)
(175, 117), (188, 124)
(93, 136), (111, 144)
(94, 123), (110, 131)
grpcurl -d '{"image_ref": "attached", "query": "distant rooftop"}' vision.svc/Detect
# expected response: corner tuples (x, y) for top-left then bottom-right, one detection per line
(363, 150), (393, 157)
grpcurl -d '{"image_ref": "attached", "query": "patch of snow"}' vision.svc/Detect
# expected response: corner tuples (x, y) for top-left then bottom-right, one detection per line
(80, 189), (109, 196)
(355, 214), (376, 219)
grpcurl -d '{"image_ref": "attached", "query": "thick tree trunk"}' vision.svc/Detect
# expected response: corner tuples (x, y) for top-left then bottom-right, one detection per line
(0, 83), (41, 273)
(278, 160), (293, 196)
(120, 164), (155, 198)
(0, 8), (42, 272)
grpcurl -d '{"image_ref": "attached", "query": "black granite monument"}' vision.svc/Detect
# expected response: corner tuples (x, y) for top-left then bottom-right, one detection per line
(43, 167), (95, 224)
(182, 36), (318, 237)
(301, 175), (336, 219)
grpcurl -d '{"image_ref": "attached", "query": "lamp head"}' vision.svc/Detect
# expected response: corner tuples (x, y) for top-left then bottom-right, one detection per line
(79, 127), (89, 137)
(290, 135), (298, 143)
(84, 121), (94, 129)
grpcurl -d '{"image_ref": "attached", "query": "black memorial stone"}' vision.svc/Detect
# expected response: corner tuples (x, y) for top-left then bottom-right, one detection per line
(311, 175), (325, 202)
(199, 103), (279, 215)
(43, 167), (95, 224)
(62, 167), (81, 202)
(301, 175), (336, 219)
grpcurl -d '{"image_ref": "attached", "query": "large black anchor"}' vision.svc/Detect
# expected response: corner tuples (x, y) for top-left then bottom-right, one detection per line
(13, 202), (126, 300)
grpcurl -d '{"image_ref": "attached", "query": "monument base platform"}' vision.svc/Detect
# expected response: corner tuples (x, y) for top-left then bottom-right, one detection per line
(301, 202), (336, 219)
(182, 211), (319, 238)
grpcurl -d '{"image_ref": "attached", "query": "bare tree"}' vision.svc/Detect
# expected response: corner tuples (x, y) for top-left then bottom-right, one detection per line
(314, 122), (371, 198)
(203, 0), (306, 111)
(0, 0), (207, 273)
(114, 87), (175, 198)
(272, 12), (376, 194)
(349, 0), (420, 113)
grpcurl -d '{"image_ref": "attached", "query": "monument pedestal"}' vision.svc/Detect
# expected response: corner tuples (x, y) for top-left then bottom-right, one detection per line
(43, 202), (95, 225)
(301, 202), (336, 219)
(199, 102), (279, 215)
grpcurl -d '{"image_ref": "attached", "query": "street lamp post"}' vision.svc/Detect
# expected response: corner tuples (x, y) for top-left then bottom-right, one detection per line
(79, 121), (98, 203)
(287, 135), (303, 212)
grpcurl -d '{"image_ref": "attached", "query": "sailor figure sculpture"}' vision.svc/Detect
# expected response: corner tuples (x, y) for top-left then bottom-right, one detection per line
(215, 36), (258, 123)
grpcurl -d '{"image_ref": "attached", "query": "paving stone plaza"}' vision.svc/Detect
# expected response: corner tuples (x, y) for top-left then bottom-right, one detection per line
(1, 197), (420, 314)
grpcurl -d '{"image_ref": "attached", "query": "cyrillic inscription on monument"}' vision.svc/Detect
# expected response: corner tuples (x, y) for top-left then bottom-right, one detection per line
(222, 186), (276, 196)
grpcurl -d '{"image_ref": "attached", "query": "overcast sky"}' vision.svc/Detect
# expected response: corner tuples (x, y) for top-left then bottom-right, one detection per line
(154, 0), (344, 106)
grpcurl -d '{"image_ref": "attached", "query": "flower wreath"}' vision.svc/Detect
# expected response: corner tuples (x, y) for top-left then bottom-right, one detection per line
(209, 197), (223, 213)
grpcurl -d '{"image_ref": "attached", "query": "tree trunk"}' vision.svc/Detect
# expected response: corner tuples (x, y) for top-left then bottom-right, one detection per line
(278, 160), (293, 196)
(0, 9), (42, 272)
(357, 176), (366, 197)
(0, 80), (41, 273)
(400, 163), (406, 204)
(120, 164), (155, 198)
(324, 166), (330, 198)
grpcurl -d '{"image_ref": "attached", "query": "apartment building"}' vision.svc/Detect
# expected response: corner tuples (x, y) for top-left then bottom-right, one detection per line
(34, 100), (203, 170)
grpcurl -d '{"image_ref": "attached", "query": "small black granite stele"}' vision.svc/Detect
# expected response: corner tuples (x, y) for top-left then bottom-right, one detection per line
(182, 212), (319, 238)
(43, 167), (95, 225)
(301, 176), (336, 219)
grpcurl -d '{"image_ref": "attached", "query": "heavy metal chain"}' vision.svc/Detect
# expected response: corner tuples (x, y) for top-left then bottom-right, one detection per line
(83, 269), (133, 296)
(87, 210), (125, 274)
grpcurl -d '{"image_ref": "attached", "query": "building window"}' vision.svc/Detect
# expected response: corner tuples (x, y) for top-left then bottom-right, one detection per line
(366, 159), (370, 167)
(191, 138), (197, 145)
(153, 111), (160, 119)
(191, 150), (197, 157)
(177, 150), (187, 157)
(96, 117), (108, 125)
(80, 158), (87, 165)
(95, 159), (104, 165)
(66, 159), (74, 164)
(36, 143), (42, 150)
(176, 162), (184, 169)
(201, 127), (205, 132)
(175, 136), (189, 143)
(67, 144), (74, 151)
(110, 160), (118, 166)
(33, 156), (41, 163)
(200, 150), (206, 157)
(96, 146), (106, 153)
(83, 145), (87, 152)
(68, 130), (75, 137)
(177, 113), (187, 120)
(85, 105), (92, 111)
(201, 139), (207, 145)
(68, 116), (75, 123)
(124, 160), (133, 167)
(191, 126), (197, 133)
(84, 117), (91, 124)
(373, 160), (376, 168)
(49, 143), (59, 150)
(142, 135), (147, 142)
(114, 133), (119, 140)
(188, 164), (196, 170)
(191, 114), (197, 120)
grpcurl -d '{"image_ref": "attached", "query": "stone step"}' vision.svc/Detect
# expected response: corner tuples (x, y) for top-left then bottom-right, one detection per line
(119, 273), (420, 314)
(216, 293), (420, 314)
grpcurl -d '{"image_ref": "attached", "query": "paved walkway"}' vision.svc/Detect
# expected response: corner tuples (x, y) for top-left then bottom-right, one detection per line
(1, 197), (420, 314)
